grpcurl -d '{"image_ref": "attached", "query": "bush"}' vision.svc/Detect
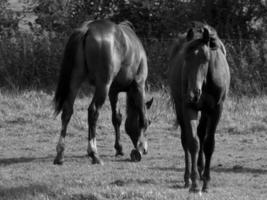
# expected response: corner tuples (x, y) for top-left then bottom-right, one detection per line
(0, 32), (266, 95)
(0, 31), (65, 90)
(225, 39), (267, 95)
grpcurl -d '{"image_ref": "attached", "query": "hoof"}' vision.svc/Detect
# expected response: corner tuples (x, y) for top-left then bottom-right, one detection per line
(115, 144), (123, 157)
(88, 153), (104, 165)
(92, 158), (104, 165)
(189, 185), (200, 193)
(53, 158), (63, 165)
(130, 149), (142, 162)
(184, 181), (190, 188)
(202, 183), (209, 193)
(202, 187), (209, 193)
(115, 151), (124, 157)
(186, 191), (202, 200)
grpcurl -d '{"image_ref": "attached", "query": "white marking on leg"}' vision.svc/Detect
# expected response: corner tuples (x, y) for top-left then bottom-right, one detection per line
(87, 138), (97, 155)
(187, 191), (203, 200)
(143, 140), (148, 153)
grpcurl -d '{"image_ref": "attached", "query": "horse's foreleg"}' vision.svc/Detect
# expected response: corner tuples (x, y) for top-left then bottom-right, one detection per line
(202, 105), (223, 192)
(184, 108), (200, 193)
(87, 84), (109, 165)
(109, 89), (123, 156)
(180, 126), (191, 188)
(197, 113), (208, 179)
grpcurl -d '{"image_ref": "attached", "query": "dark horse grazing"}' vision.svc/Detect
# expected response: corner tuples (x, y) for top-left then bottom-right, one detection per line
(53, 19), (153, 165)
(168, 24), (230, 192)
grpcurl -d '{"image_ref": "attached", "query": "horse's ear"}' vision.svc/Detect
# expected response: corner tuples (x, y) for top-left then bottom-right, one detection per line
(202, 27), (210, 45)
(186, 28), (194, 41)
(146, 98), (153, 109)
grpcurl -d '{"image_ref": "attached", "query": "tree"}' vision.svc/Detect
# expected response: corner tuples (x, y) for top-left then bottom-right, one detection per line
(193, 0), (267, 39)
(0, 0), (19, 37)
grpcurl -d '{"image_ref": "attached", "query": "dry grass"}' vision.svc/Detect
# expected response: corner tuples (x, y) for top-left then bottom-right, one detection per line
(0, 90), (266, 200)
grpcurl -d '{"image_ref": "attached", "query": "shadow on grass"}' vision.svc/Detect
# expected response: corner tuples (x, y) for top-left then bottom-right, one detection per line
(149, 166), (184, 172)
(169, 184), (188, 189)
(0, 155), (87, 166)
(0, 156), (52, 166)
(110, 178), (157, 187)
(0, 184), (101, 200)
(212, 166), (267, 174)
(0, 153), (147, 166)
(150, 165), (267, 175)
(68, 194), (99, 200)
(0, 184), (58, 200)
(112, 158), (132, 163)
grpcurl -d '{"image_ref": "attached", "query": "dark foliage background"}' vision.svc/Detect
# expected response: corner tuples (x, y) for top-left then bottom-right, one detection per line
(0, 0), (266, 95)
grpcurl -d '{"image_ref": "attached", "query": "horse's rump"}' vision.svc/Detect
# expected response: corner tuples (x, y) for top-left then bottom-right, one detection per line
(54, 27), (89, 116)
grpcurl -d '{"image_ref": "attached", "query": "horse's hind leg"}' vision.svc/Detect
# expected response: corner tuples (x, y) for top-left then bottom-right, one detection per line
(87, 83), (110, 165)
(202, 105), (222, 192)
(109, 86), (123, 156)
(54, 103), (73, 165)
(54, 79), (83, 165)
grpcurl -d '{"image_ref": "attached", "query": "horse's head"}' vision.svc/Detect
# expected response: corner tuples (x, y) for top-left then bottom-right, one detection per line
(125, 98), (153, 155)
(184, 27), (211, 105)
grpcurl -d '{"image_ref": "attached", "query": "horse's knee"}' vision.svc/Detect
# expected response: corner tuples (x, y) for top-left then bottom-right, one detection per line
(203, 136), (215, 159)
(188, 137), (199, 154)
(112, 111), (122, 127)
(180, 131), (187, 150)
(61, 106), (73, 122)
(197, 150), (204, 166)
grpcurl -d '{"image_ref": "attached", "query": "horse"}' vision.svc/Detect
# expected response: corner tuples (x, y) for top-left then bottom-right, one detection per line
(168, 24), (230, 192)
(53, 19), (153, 165)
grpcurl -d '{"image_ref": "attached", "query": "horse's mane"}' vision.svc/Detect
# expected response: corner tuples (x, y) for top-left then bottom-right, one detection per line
(191, 21), (218, 39)
(191, 21), (226, 54)
(118, 20), (144, 58)
(118, 21), (136, 35)
(76, 20), (93, 33)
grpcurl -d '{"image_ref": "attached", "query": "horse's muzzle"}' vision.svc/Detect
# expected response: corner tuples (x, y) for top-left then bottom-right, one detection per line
(137, 140), (148, 155)
(189, 96), (200, 104)
(186, 93), (202, 110)
(187, 88), (201, 103)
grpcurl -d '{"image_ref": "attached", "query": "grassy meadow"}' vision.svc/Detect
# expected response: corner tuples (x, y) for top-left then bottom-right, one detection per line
(0, 90), (266, 200)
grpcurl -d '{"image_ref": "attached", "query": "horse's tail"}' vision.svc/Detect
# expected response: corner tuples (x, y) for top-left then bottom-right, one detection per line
(53, 25), (89, 116)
